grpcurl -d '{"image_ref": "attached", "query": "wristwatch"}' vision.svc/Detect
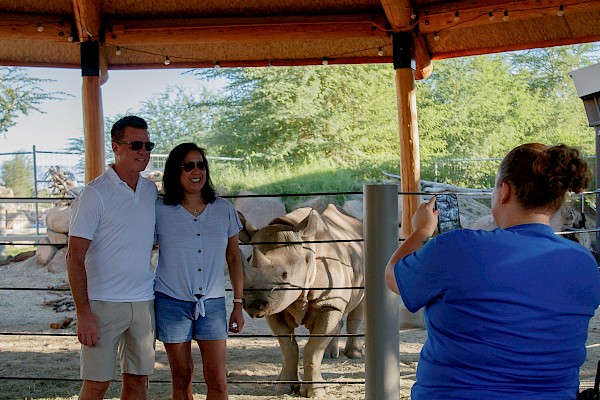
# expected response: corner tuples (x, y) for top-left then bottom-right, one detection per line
(233, 298), (245, 305)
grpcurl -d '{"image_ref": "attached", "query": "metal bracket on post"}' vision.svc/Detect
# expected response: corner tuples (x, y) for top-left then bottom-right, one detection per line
(392, 31), (415, 71)
(80, 41), (100, 77)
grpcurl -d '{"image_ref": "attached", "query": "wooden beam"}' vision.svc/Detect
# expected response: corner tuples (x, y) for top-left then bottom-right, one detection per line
(417, 0), (600, 34)
(431, 34), (600, 60)
(413, 34), (432, 80)
(72, 0), (102, 41)
(0, 13), (73, 41)
(380, 0), (414, 30)
(106, 14), (389, 45)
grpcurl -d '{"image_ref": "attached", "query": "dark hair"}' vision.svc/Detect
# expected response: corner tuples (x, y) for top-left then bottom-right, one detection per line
(497, 143), (591, 213)
(162, 143), (217, 205)
(110, 116), (148, 142)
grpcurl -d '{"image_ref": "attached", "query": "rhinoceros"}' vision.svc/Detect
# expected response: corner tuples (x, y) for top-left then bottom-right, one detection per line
(239, 204), (365, 398)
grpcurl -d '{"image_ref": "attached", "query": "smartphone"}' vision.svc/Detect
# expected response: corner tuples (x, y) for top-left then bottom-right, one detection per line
(435, 194), (461, 233)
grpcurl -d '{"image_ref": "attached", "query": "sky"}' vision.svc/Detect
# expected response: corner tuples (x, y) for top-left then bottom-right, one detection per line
(0, 67), (218, 153)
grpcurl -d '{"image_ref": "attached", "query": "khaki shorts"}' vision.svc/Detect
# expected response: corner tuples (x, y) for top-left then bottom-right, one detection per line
(81, 300), (155, 381)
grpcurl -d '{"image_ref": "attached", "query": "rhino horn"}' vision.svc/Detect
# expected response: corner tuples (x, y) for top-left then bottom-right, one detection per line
(252, 247), (272, 267)
(238, 211), (258, 243)
(294, 210), (318, 239)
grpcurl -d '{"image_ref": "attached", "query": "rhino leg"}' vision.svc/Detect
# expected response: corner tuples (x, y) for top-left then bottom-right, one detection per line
(324, 319), (342, 359)
(266, 313), (300, 394)
(300, 308), (344, 398)
(344, 299), (364, 359)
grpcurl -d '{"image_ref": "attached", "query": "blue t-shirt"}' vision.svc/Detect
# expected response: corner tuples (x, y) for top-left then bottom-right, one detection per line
(395, 224), (600, 399)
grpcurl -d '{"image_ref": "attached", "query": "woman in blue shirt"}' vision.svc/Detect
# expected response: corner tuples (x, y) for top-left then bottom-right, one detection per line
(385, 143), (600, 399)
(155, 142), (245, 400)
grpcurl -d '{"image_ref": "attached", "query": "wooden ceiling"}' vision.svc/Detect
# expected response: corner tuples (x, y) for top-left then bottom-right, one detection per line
(0, 0), (599, 80)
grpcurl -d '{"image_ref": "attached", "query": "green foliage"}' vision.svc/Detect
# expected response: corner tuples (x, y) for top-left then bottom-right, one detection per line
(1, 153), (34, 196)
(192, 65), (399, 167)
(104, 87), (219, 155)
(0, 67), (68, 134)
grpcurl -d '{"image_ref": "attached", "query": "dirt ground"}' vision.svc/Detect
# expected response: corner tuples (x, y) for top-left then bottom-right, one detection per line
(0, 257), (599, 400)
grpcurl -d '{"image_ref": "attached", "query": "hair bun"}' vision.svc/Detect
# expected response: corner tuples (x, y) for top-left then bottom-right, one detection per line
(533, 145), (590, 195)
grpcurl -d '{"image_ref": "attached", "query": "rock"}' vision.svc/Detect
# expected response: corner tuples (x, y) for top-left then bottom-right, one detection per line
(0, 185), (17, 213)
(47, 247), (67, 273)
(46, 205), (71, 233)
(234, 190), (286, 228)
(290, 196), (329, 213)
(6, 212), (30, 230)
(342, 199), (363, 220)
(36, 237), (58, 266)
(47, 229), (68, 245)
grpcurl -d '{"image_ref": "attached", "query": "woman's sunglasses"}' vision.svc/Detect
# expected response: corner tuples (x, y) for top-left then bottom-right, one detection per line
(181, 160), (208, 172)
(115, 140), (155, 151)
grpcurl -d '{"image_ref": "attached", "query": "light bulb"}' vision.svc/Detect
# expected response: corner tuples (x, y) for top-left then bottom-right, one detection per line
(37, 23), (43, 32)
(410, 11), (417, 20)
(377, 47), (383, 56)
(115, 47), (121, 56)
(214, 61), (220, 69)
(503, 10), (509, 21)
(557, 5), (564, 16)
(67, 35), (74, 42)
(433, 32), (440, 41)
(453, 11), (460, 22)
(164, 55), (170, 65)
(488, 12), (494, 21)
(268, 60), (273, 67)
(322, 58), (328, 65)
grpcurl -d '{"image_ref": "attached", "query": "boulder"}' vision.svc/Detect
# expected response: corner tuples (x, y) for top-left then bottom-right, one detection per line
(234, 190), (286, 228)
(289, 196), (329, 214)
(47, 247), (68, 273)
(46, 205), (71, 233)
(6, 212), (30, 230)
(0, 185), (17, 213)
(36, 237), (58, 266)
(342, 199), (363, 220)
(47, 229), (68, 245)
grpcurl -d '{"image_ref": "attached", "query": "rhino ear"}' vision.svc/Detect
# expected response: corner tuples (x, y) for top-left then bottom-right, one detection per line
(294, 209), (319, 239)
(238, 211), (257, 243)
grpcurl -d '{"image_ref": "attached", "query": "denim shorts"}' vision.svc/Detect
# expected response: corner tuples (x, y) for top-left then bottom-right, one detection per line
(155, 291), (227, 343)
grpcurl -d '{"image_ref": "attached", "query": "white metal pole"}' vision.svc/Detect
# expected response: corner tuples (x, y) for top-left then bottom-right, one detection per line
(364, 184), (400, 399)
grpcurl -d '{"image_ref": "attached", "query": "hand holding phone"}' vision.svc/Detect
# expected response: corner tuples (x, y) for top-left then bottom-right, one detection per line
(435, 194), (461, 234)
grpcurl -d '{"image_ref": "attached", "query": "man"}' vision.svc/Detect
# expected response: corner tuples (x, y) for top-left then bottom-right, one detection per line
(67, 115), (158, 399)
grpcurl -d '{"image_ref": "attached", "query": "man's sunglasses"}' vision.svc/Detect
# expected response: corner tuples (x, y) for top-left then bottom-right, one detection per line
(115, 140), (155, 151)
(181, 160), (208, 172)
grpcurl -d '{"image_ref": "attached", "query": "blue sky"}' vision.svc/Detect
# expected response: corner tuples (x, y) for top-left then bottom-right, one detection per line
(0, 67), (218, 153)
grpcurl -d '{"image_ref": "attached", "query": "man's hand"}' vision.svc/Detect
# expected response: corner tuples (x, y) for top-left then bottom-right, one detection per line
(77, 309), (100, 347)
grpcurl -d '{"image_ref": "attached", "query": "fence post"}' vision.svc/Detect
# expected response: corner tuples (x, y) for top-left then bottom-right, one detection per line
(32, 145), (40, 236)
(364, 184), (400, 400)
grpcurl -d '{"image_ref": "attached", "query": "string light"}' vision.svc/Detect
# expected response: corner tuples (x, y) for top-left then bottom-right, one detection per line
(268, 60), (273, 67)
(453, 11), (460, 22)
(214, 61), (220, 69)
(115, 46), (121, 56)
(503, 10), (509, 21)
(433, 32), (440, 41)
(164, 55), (170, 65)
(37, 23), (43, 32)
(67, 34), (74, 42)
(557, 5), (564, 16)
(488, 12), (494, 22)
(377, 47), (383, 56)
(410, 10), (417, 20)
(322, 57), (328, 65)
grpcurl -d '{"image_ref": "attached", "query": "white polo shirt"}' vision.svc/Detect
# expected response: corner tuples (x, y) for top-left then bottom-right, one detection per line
(69, 166), (158, 301)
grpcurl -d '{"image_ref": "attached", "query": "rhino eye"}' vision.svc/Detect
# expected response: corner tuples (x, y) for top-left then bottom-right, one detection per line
(281, 272), (288, 280)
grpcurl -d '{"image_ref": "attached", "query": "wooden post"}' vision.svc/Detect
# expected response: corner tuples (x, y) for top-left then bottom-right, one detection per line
(82, 75), (105, 182)
(393, 32), (421, 238)
(81, 41), (105, 182)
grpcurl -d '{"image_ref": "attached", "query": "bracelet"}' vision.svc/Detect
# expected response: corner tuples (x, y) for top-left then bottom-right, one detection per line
(233, 298), (245, 305)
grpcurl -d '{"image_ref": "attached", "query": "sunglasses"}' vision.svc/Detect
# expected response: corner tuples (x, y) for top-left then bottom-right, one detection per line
(181, 160), (208, 172)
(115, 140), (155, 151)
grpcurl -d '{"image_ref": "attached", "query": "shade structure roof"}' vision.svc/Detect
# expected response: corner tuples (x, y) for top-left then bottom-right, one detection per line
(0, 0), (599, 79)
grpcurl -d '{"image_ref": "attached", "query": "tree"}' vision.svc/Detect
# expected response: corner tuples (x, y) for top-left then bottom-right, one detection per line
(1, 153), (34, 196)
(0, 67), (67, 134)
(193, 65), (400, 167)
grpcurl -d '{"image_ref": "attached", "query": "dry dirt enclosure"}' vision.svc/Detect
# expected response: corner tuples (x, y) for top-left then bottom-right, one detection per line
(1, 257), (599, 400)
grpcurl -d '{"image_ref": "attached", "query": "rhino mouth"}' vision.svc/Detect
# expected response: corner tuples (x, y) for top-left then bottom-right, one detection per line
(244, 297), (271, 318)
